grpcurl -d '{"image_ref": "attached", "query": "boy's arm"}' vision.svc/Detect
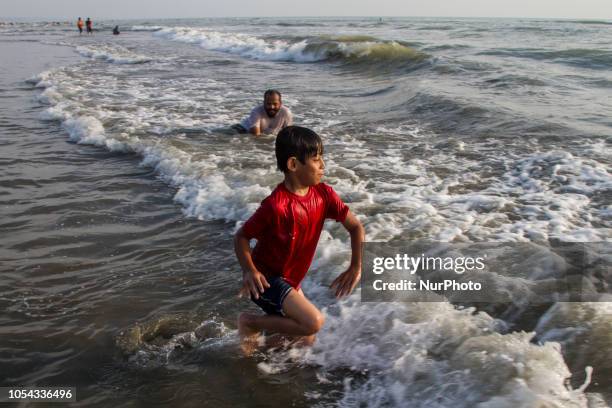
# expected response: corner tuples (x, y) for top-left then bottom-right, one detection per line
(330, 210), (365, 298)
(234, 227), (269, 299)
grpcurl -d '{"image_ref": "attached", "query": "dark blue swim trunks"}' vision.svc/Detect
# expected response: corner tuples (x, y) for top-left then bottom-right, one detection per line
(251, 276), (293, 316)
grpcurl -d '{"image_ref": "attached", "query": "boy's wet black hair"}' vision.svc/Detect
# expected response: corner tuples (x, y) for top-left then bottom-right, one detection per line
(275, 126), (324, 173)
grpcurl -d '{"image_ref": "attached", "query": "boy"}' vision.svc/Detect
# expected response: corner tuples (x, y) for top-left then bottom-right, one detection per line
(234, 126), (365, 352)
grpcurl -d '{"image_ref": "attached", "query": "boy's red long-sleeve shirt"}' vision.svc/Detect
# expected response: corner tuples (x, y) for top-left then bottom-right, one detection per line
(242, 182), (349, 289)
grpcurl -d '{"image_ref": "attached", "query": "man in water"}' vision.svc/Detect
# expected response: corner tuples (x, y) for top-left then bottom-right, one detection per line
(113, 25), (120, 35)
(86, 18), (93, 35)
(238, 89), (293, 136)
(77, 17), (84, 35)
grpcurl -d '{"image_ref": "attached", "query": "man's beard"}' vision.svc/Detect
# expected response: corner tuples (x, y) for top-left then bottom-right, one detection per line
(266, 109), (279, 117)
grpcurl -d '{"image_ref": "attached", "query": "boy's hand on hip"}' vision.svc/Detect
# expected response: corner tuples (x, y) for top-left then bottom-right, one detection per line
(240, 270), (270, 300)
(330, 266), (361, 298)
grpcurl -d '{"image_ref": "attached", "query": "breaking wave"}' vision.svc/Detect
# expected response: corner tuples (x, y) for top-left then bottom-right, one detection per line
(153, 27), (428, 69)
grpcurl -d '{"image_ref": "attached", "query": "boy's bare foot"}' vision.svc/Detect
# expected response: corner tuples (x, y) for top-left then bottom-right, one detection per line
(237, 313), (261, 356)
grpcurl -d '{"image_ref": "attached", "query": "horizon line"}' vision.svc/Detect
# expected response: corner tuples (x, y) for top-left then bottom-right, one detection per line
(1, 15), (610, 21)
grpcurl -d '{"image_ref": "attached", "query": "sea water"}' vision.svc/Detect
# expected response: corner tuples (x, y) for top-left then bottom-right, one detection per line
(1, 17), (610, 407)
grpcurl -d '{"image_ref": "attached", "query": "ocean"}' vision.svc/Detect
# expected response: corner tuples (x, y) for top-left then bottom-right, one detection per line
(0, 17), (610, 407)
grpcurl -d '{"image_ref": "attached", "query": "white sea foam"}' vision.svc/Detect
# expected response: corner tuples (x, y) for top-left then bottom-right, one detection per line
(75, 45), (153, 64)
(130, 25), (164, 32)
(351, 138), (612, 243)
(154, 27), (321, 62)
(535, 302), (612, 391)
(34, 66), (277, 224)
(37, 86), (63, 105)
(493, 150), (612, 242)
(33, 60), (609, 266)
(258, 295), (592, 407)
(122, 317), (235, 369)
(26, 70), (54, 88)
(32, 57), (607, 407)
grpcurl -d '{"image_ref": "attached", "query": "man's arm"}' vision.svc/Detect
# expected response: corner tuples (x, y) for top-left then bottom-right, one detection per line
(330, 210), (365, 298)
(243, 107), (262, 136)
(248, 125), (261, 136)
(234, 227), (269, 299)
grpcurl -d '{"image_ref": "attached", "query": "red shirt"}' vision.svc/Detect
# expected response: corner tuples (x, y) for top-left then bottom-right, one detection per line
(242, 182), (349, 288)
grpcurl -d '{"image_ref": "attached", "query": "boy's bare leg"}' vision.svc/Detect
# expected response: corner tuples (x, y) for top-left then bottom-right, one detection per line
(238, 289), (323, 354)
(237, 314), (262, 356)
(261, 289), (318, 348)
(277, 288), (319, 346)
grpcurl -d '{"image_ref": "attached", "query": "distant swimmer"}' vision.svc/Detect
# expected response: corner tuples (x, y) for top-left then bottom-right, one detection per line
(113, 25), (120, 35)
(77, 17), (84, 35)
(86, 17), (93, 35)
(236, 89), (293, 136)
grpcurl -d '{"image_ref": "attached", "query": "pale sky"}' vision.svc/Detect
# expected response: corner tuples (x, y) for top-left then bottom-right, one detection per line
(1, 0), (611, 20)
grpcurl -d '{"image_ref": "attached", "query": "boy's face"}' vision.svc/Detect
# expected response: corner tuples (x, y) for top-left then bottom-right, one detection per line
(293, 154), (325, 186)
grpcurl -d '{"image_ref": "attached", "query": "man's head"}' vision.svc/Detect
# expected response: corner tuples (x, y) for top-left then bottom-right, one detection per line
(276, 126), (325, 185)
(263, 89), (282, 118)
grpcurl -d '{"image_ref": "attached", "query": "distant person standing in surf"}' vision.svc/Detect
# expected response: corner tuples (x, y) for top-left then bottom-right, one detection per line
(77, 17), (84, 35)
(86, 18), (93, 35)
